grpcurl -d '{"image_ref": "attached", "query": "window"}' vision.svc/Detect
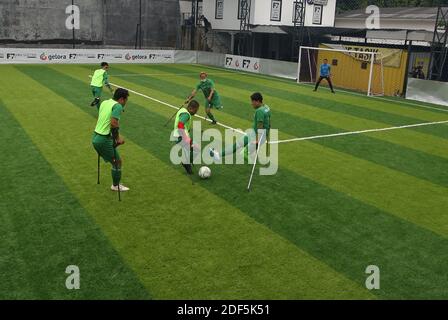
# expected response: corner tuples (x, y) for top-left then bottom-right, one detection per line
(215, 0), (224, 19)
(312, 4), (323, 25)
(270, 0), (282, 22)
(292, 0), (304, 24)
(238, 0), (245, 20)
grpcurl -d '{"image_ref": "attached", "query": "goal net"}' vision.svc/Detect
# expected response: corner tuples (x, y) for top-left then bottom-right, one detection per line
(297, 46), (385, 96)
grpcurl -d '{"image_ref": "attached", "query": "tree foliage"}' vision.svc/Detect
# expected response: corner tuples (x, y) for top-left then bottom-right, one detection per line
(337, 0), (448, 12)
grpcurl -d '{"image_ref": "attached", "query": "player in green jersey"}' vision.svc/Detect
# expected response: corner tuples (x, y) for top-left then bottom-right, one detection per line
(92, 88), (130, 192)
(173, 100), (200, 174)
(186, 72), (222, 125)
(90, 62), (113, 108)
(210, 92), (271, 161)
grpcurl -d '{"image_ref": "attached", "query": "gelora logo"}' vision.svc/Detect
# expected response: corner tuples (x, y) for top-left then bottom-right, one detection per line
(125, 53), (132, 60)
(254, 62), (260, 70)
(235, 60), (240, 67)
(40, 53), (48, 61)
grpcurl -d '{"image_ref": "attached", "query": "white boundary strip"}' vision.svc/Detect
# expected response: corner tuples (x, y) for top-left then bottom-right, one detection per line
(196, 64), (448, 114)
(271, 120), (448, 144)
(102, 77), (448, 146)
(112, 72), (231, 77)
(300, 83), (448, 114)
(108, 80), (246, 135)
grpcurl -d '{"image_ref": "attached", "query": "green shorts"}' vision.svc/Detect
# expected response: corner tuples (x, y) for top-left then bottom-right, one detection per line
(205, 94), (223, 110)
(91, 86), (103, 98)
(92, 133), (120, 164)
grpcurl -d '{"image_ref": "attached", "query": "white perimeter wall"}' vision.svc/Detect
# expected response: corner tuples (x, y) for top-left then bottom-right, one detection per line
(203, 0), (242, 30)
(202, 0), (336, 31)
(252, 0), (336, 27)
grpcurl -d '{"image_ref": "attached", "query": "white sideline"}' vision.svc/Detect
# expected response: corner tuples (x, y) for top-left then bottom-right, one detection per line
(112, 72), (231, 77)
(98, 77), (448, 146)
(108, 81), (246, 135)
(271, 120), (448, 144)
(196, 64), (448, 114)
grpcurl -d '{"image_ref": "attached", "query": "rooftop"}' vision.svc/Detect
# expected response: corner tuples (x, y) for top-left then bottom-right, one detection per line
(337, 6), (445, 20)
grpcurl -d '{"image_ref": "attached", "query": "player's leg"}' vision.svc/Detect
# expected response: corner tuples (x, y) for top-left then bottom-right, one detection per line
(217, 134), (248, 157)
(205, 104), (217, 125)
(326, 77), (335, 93)
(176, 137), (195, 175)
(110, 153), (128, 191)
(90, 86), (102, 108)
(93, 134), (129, 191)
(314, 77), (324, 91)
(241, 130), (268, 161)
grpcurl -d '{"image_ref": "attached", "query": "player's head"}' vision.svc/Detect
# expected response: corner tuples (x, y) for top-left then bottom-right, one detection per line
(187, 100), (200, 115)
(323, 59), (328, 64)
(114, 88), (129, 106)
(101, 62), (109, 70)
(250, 92), (263, 108)
(199, 72), (208, 81)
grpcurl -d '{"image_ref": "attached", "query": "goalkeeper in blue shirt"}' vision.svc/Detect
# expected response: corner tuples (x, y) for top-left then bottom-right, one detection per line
(314, 59), (335, 93)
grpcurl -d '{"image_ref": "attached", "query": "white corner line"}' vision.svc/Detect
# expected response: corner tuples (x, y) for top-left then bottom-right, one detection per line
(90, 76), (448, 146)
(270, 120), (448, 144)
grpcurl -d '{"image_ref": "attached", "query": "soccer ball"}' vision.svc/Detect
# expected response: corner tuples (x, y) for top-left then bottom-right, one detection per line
(198, 166), (212, 179)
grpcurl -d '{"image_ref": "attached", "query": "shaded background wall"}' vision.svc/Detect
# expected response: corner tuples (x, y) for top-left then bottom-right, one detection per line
(0, 0), (180, 48)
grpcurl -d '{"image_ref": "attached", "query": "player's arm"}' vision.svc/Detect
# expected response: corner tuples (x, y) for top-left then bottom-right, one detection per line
(207, 88), (215, 101)
(186, 88), (198, 102)
(104, 73), (113, 92)
(111, 105), (124, 146)
(255, 121), (264, 145)
(177, 114), (192, 145)
(207, 81), (216, 101)
(111, 118), (124, 146)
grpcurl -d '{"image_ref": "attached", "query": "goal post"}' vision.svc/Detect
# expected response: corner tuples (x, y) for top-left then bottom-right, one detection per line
(297, 46), (385, 96)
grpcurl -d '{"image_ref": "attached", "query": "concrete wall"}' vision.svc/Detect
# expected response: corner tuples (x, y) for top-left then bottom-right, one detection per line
(0, 0), (180, 48)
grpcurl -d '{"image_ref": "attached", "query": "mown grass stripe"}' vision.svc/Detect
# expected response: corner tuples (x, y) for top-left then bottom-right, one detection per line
(113, 63), (448, 139)
(0, 99), (149, 299)
(174, 63), (448, 118)
(77, 64), (448, 236)
(45, 65), (448, 299)
(280, 141), (448, 237)
(146, 64), (435, 126)
(100, 65), (448, 188)
(110, 64), (448, 160)
(5, 65), (373, 299)
(165, 63), (448, 138)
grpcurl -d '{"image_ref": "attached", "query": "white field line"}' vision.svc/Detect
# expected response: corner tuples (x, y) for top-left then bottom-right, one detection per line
(108, 80), (246, 135)
(195, 64), (448, 114)
(111, 72), (231, 77)
(299, 82), (448, 114)
(271, 120), (448, 144)
(92, 76), (448, 145)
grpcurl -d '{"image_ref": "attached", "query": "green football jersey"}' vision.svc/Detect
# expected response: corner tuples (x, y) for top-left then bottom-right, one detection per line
(253, 104), (271, 135)
(94, 99), (123, 135)
(91, 69), (109, 88)
(196, 79), (217, 99)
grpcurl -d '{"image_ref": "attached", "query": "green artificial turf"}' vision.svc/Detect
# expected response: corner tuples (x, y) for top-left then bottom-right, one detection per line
(1, 63), (448, 299)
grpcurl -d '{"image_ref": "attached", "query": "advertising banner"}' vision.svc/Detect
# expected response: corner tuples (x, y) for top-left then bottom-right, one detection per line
(225, 54), (261, 73)
(0, 48), (175, 64)
(323, 44), (403, 68)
